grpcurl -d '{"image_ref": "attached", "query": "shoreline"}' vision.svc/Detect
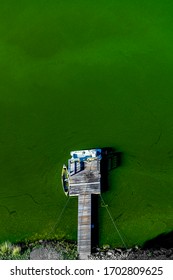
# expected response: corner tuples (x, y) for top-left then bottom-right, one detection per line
(0, 239), (173, 260)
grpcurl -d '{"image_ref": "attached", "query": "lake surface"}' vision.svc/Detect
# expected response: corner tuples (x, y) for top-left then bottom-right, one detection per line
(0, 0), (173, 247)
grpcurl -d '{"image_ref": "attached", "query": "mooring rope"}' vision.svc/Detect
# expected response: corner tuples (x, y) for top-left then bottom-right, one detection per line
(48, 195), (71, 236)
(100, 194), (127, 249)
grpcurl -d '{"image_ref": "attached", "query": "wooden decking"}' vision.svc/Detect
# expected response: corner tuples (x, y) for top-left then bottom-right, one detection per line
(78, 194), (91, 260)
(69, 158), (101, 259)
(69, 159), (101, 196)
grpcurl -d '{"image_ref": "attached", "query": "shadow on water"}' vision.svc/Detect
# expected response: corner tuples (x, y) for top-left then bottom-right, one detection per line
(91, 147), (122, 251)
(101, 147), (122, 193)
(143, 231), (173, 249)
(91, 194), (99, 251)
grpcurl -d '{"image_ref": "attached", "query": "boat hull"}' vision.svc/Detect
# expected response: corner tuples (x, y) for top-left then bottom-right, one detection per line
(61, 165), (69, 195)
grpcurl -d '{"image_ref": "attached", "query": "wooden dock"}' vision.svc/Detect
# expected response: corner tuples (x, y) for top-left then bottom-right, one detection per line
(69, 158), (101, 259)
(78, 193), (91, 260)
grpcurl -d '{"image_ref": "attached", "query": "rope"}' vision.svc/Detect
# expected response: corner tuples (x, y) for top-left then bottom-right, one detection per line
(48, 196), (71, 237)
(100, 194), (127, 249)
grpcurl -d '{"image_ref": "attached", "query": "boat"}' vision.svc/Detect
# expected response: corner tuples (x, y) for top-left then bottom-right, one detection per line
(61, 164), (69, 195)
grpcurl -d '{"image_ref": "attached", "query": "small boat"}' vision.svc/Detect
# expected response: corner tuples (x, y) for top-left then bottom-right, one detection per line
(61, 164), (69, 195)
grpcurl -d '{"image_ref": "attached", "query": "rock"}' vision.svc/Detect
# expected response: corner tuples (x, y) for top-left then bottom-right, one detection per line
(126, 248), (132, 253)
(100, 252), (105, 257)
(96, 247), (101, 252)
(115, 248), (123, 254)
(166, 249), (172, 257)
(153, 250), (160, 256)
(160, 248), (167, 253)
(106, 251), (113, 256)
(30, 247), (62, 260)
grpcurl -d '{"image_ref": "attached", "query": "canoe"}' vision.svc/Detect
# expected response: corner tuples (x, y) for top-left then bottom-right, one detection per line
(61, 164), (69, 195)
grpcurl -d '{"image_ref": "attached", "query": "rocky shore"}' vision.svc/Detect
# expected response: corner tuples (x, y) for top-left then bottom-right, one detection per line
(89, 246), (173, 260)
(1, 239), (173, 260)
(29, 241), (173, 260)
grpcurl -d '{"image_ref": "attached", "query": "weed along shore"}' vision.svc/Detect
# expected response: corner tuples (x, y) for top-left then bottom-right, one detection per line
(0, 240), (78, 260)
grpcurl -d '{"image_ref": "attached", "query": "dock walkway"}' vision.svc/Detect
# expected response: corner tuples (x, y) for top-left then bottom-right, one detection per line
(69, 158), (101, 259)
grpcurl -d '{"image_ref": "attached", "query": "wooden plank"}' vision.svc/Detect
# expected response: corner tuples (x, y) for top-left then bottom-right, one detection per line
(77, 193), (91, 259)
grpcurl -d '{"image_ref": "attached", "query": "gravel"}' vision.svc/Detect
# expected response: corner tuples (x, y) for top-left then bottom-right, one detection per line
(89, 247), (173, 260)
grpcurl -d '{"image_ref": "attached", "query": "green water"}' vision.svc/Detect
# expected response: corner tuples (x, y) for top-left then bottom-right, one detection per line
(0, 0), (173, 247)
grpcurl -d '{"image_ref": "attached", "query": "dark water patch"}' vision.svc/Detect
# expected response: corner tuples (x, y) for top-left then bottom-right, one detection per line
(101, 148), (122, 193)
(91, 195), (99, 251)
(143, 231), (173, 249)
(0, 205), (12, 215)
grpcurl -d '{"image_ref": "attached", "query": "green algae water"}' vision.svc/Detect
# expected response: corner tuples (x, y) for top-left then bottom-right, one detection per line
(0, 0), (173, 247)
